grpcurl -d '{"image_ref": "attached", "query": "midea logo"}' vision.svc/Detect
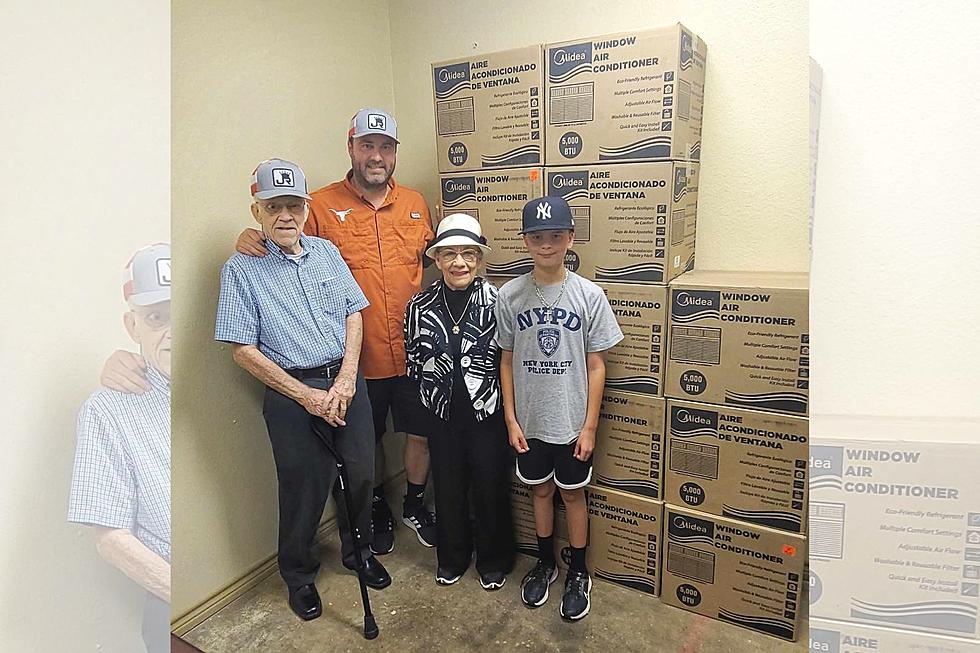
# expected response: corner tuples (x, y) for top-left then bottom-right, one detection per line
(439, 69), (466, 83)
(553, 49), (587, 65)
(673, 516), (708, 534)
(552, 174), (584, 189)
(676, 409), (710, 426)
(675, 292), (711, 307)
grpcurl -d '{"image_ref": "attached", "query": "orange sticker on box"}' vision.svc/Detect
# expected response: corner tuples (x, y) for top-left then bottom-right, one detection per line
(783, 544), (797, 556)
(529, 169), (539, 181)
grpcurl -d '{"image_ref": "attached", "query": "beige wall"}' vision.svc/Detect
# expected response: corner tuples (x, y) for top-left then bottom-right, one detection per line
(171, 0), (396, 618)
(0, 1), (170, 649)
(810, 1), (980, 418)
(388, 0), (810, 273)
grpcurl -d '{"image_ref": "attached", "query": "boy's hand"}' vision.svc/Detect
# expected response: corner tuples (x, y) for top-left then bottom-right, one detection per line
(574, 426), (596, 461)
(507, 421), (529, 454)
(237, 228), (268, 257)
(101, 350), (149, 394)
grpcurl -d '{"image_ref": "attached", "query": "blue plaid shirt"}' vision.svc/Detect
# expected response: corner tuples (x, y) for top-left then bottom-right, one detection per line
(68, 364), (171, 562)
(215, 235), (369, 369)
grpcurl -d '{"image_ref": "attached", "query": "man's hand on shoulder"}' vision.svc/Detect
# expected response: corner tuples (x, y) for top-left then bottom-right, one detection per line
(101, 350), (150, 394)
(236, 228), (268, 257)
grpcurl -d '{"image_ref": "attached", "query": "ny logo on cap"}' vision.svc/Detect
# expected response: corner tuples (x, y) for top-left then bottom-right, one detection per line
(536, 201), (552, 221)
(368, 114), (386, 130)
(272, 168), (294, 187)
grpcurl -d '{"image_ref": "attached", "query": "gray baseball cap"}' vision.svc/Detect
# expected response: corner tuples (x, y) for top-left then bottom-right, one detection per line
(123, 243), (171, 306)
(348, 108), (399, 143)
(250, 158), (311, 200)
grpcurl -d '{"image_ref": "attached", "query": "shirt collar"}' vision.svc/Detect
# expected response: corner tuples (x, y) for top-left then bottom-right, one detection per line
(264, 234), (310, 261)
(436, 276), (492, 307)
(144, 363), (171, 394)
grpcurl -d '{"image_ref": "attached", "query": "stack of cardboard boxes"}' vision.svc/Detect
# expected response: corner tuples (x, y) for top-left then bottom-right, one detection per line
(429, 23), (815, 645)
(659, 270), (810, 642)
(808, 416), (980, 649)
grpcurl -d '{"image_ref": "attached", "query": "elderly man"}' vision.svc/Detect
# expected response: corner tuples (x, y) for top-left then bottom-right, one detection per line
(215, 158), (389, 622)
(235, 109), (437, 554)
(68, 243), (172, 653)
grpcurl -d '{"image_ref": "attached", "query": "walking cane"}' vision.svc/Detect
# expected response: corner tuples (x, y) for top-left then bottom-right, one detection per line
(310, 417), (380, 640)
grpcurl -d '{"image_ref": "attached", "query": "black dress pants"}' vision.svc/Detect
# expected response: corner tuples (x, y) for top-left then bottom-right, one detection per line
(262, 374), (374, 589)
(428, 411), (516, 576)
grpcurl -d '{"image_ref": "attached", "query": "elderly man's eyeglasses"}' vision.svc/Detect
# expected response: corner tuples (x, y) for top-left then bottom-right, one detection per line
(437, 248), (480, 264)
(134, 304), (170, 330)
(257, 199), (307, 217)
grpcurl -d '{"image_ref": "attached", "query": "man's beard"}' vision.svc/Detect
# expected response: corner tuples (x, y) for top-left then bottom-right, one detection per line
(355, 163), (392, 190)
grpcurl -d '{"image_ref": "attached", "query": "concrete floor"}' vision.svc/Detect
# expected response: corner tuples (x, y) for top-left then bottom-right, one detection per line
(185, 518), (807, 653)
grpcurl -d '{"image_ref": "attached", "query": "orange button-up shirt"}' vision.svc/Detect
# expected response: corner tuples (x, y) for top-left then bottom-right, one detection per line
(304, 172), (434, 380)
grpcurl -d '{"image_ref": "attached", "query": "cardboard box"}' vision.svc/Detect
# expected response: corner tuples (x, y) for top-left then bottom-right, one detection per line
(594, 390), (665, 499)
(544, 24), (706, 165)
(546, 162), (698, 284)
(586, 486), (663, 595)
(665, 399), (809, 534)
(510, 474), (570, 567)
(809, 416), (980, 640)
(598, 282), (668, 396)
(438, 168), (543, 277)
(432, 46), (543, 173)
(810, 618), (980, 653)
(665, 271), (810, 416)
(660, 504), (807, 641)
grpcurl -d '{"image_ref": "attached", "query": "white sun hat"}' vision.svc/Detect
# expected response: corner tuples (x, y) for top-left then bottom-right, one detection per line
(425, 213), (492, 260)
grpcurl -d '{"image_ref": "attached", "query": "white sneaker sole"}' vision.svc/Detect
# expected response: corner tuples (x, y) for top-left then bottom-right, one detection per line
(436, 573), (462, 586)
(480, 576), (507, 590)
(402, 516), (436, 548)
(521, 566), (559, 607)
(560, 576), (592, 621)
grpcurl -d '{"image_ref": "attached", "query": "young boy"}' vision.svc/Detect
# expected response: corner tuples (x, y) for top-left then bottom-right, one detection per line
(495, 196), (623, 621)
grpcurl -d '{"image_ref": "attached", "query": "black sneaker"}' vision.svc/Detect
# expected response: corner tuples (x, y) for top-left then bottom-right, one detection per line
(436, 566), (463, 586)
(402, 503), (437, 548)
(479, 571), (507, 591)
(520, 559), (558, 607)
(559, 570), (592, 621)
(370, 497), (395, 556)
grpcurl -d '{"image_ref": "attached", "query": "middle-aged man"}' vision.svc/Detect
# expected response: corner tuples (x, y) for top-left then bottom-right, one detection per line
(216, 158), (390, 622)
(235, 109), (437, 555)
(69, 243), (172, 653)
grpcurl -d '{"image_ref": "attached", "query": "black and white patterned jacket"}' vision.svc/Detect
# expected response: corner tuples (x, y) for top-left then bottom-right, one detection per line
(404, 276), (500, 422)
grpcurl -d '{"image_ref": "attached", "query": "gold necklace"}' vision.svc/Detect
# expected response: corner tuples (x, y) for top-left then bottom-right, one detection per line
(442, 285), (473, 335)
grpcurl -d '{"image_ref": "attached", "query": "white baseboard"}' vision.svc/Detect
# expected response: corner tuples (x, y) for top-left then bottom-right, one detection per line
(172, 470), (406, 636)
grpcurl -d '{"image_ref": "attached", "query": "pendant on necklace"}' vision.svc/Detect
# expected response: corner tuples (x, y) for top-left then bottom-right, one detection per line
(543, 309), (552, 321)
(452, 325), (461, 334)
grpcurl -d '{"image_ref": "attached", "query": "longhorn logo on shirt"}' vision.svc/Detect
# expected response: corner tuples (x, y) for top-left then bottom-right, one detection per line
(330, 208), (354, 223)
(538, 327), (560, 357)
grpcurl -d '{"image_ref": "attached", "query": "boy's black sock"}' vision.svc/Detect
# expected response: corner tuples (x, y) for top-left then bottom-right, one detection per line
(569, 546), (587, 574)
(404, 481), (426, 509)
(537, 534), (556, 566)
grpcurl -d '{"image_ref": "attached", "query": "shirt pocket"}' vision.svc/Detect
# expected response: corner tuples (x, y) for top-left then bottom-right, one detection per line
(315, 276), (348, 320)
(389, 219), (428, 266)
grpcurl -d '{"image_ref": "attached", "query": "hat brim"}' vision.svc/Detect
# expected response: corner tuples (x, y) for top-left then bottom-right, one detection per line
(253, 189), (312, 200)
(128, 290), (171, 307)
(351, 132), (399, 144)
(518, 224), (575, 235)
(425, 235), (492, 260)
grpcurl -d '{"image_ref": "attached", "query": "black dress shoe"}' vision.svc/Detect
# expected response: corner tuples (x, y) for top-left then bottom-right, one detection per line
(288, 583), (322, 621)
(344, 556), (392, 590)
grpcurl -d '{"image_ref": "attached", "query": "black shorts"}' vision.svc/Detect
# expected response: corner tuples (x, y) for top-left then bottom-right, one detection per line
(366, 375), (435, 441)
(515, 438), (592, 490)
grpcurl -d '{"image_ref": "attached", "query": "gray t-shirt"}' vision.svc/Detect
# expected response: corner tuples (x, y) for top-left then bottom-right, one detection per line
(495, 272), (624, 445)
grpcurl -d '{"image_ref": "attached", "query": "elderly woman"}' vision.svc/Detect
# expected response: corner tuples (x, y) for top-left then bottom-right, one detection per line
(403, 213), (515, 589)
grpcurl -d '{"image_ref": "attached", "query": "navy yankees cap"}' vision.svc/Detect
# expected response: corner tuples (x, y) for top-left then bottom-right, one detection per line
(519, 196), (575, 234)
